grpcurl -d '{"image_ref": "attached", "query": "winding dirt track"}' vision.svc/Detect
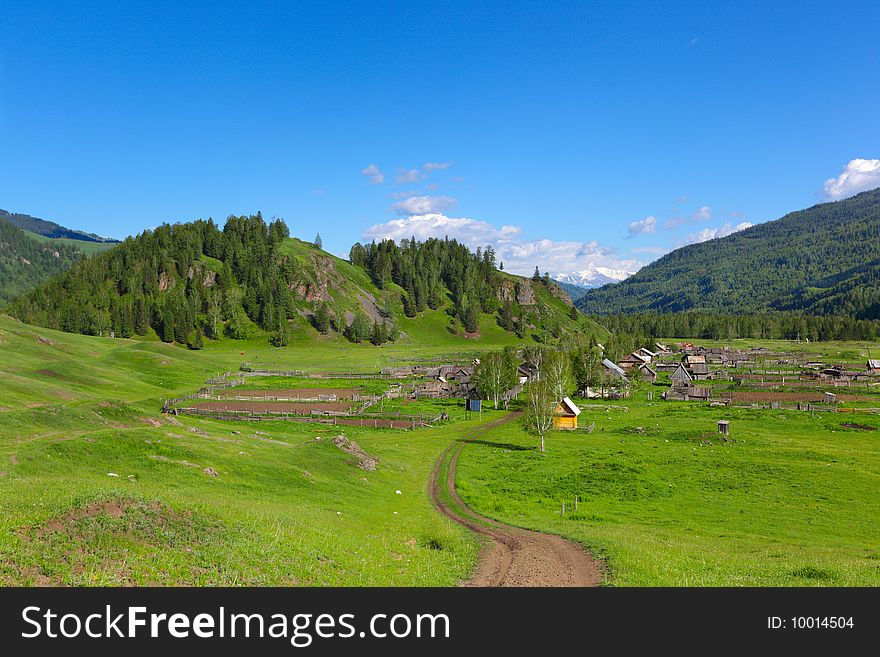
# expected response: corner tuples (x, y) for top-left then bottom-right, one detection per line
(430, 413), (603, 587)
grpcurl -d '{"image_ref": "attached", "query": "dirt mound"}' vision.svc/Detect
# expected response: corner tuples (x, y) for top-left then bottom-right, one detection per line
(332, 435), (378, 471)
(12, 497), (224, 586)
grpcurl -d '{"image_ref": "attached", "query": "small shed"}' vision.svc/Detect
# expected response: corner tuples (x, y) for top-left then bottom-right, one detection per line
(552, 397), (581, 431)
(867, 359), (880, 374)
(670, 364), (693, 385)
(717, 420), (730, 436)
(823, 392), (838, 404)
(466, 397), (482, 412)
(639, 364), (657, 382)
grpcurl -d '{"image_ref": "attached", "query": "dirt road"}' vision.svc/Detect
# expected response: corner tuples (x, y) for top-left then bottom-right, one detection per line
(430, 413), (603, 587)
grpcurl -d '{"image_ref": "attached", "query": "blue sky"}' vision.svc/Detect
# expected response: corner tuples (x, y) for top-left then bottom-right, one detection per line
(2, 1), (879, 277)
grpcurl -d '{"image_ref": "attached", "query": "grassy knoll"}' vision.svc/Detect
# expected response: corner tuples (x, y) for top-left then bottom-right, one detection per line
(454, 393), (880, 586)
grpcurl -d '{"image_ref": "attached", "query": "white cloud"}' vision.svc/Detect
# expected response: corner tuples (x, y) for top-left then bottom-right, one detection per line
(665, 205), (711, 230)
(390, 195), (457, 215)
(626, 215), (657, 238)
(363, 213), (644, 277)
(630, 245), (668, 256)
(361, 164), (384, 185)
(423, 161), (452, 171)
(822, 158), (880, 200)
(395, 168), (425, 184)
(681, 221), (753, 246)
(387, 189), (420, 200)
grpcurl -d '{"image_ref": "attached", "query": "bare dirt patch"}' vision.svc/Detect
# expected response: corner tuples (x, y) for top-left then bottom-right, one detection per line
(724, 391), (875, 403)
(841, 422), (877, 431)
(191, 400), (353, 414)
(332, 435), (378, 471)
(142, 417), (163, 427)
(222, 388), (360, 400)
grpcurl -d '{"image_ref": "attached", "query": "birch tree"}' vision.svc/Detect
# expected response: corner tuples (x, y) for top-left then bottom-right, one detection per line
(524, 378), (554, 452)
(474, 351), (517, 409)
(544, 350), (573, 403)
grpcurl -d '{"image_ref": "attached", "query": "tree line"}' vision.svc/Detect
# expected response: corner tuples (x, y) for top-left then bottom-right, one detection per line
(599, 312), (880, 342)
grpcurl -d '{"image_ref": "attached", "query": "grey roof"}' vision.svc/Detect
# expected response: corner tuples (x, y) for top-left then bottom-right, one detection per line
(602, 358), (628, 379)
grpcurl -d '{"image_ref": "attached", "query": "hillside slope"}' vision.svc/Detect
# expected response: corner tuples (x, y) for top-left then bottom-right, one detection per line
(0, 217), (85, 303)
(0, 208), (119, 244)
(577, 188), (880, 318)
(9, 214), (606, 347)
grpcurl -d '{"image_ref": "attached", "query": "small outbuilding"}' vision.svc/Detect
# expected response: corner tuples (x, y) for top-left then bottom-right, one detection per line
(670, 364), (693, 385)
(552, 397), (581, 431)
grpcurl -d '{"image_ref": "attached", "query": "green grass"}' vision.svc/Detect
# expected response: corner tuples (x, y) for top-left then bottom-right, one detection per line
(454, 394), (880, 586)
(2, 313), (879, 586)
(26, 232), (118, 256)
(0, 313), (490, 585)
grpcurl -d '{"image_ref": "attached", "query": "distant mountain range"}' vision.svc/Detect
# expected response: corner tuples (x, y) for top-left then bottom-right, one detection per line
(0, 209), (119, 243)
(577, 187), (880, 319)
(554, 266), (635, 289)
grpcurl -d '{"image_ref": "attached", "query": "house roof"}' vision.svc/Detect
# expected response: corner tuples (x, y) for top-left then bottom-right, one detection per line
(558, 397), (581, 416)
(622, 352), (650, 363)
(671, 364), (693, 381)
(691, 363), (710, 375)
(602, 358), (628, 379)
(638, 348), (657, 357)
(868, 359), (880, 369)
(685, 355), (706, 364)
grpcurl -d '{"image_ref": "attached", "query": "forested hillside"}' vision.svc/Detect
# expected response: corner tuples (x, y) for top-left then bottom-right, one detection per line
(0, 208), (119, 243)
(0, 217), (85, 303)
(577, 188), (880, 318)
(9, 214), (599, 347)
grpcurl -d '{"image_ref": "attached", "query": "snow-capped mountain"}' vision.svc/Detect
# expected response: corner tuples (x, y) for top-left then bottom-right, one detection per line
(553, 266), (636, 289)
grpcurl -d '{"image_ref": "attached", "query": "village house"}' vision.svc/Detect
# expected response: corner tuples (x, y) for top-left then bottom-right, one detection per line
(662, 385), (711, 402)
(552, 397), (581, 431)
(619, 351), (650, 370)
(602, 358), (628, 381)
(670, 363), (693, 385)
(867, 359), (880, 374)
(639, 364), (657, 382)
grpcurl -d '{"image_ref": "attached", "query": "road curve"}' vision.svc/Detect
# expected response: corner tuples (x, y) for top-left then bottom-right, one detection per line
(429, 412), (603, 587)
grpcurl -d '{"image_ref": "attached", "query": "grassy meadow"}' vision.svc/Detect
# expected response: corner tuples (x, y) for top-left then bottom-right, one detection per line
(454, 391), (880, 586)
(2, 312), (879, 586)
(0, 314), (495, 585)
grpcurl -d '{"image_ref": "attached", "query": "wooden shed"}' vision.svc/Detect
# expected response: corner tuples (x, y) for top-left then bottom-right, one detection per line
(552, 397), (581, 431)
(670, 364), (693, 385)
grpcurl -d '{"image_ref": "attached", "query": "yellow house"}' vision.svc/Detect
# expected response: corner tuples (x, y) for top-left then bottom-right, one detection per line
(552, 397), (581, 431)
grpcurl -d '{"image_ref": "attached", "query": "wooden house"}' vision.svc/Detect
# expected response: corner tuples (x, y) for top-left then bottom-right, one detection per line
(670, 364), (693, 385)
(602, 358), (628, 381)
(867, 359), (880, 374)
(619, 352), (650, 370)
(690, 363), (711, 380)
(639, 364), (657, 382)
(552, 397), (581, 430)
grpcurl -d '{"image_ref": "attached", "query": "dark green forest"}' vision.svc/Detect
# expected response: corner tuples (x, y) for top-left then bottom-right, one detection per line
(577, 187), (880, 318)
(0, 218), (85, 303)
(350, 238), (501, 333)
(601, 311), (879, 342)
(8, 214), (301, 346)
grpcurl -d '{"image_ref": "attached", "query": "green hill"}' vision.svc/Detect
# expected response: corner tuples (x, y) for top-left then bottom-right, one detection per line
(577, 187), (880, 319)
(8, 214), (607, 348)
(0, 217), (86, 303)
(0, 208), (119, 244)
